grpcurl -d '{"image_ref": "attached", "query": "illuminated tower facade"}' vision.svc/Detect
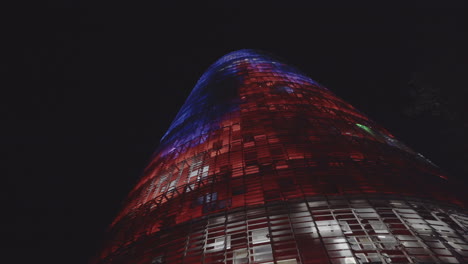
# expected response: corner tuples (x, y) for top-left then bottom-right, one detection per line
(97, 50), (468, 264)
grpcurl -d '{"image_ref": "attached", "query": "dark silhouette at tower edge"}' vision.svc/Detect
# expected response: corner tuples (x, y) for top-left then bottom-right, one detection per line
(95, 50), (468, 264)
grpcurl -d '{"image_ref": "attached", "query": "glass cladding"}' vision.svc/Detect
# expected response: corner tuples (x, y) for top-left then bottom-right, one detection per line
(95, 50), (467, 264)
(101, 198), (468, 264)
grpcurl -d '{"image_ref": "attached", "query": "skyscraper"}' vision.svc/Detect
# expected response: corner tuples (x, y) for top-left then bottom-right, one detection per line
(96, 50), (468, 264)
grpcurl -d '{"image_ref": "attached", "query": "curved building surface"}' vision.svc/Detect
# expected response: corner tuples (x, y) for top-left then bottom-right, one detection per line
(96, 50), (468, 264)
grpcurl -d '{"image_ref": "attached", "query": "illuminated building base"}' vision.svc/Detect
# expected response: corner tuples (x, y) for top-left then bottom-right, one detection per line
(101, 196), (468, 264)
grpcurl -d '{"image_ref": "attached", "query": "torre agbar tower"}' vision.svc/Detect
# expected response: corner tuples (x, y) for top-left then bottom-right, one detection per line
(97, 50), (468, 264)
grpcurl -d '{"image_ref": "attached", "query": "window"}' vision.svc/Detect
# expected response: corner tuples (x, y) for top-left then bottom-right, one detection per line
(339, 220), (352, 234)
(188, 157), (203, 181)
(251, 228), (270, 244)
(205, 192), (217, 203)
(196, 192), (217, 205)
(214, 235), (231, 250)
(277, 260), (298, 264)
(355, 253), (381, 263)
(200, 165), (209, 180)
(167, 180), (177, 192)
(233, 248), (248, 264)
(253, 244), (273, 262)
(188, 170), (198, 179)
(156, 174), (168, 193)
(205, 235), (231, 251)
(370, 220), (388, 234)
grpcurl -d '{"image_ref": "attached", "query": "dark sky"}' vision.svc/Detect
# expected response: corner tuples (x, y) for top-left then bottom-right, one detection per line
(3, 2), (468, 263)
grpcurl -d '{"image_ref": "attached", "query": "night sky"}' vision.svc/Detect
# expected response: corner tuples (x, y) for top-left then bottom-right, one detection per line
(4, 2), (468, 263)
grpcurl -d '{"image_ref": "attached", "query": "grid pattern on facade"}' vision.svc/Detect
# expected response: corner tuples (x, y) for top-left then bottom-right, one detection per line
(101, 198), (468, 264)
(112, 50), (460, 228)
(95, 50), (467, 264)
